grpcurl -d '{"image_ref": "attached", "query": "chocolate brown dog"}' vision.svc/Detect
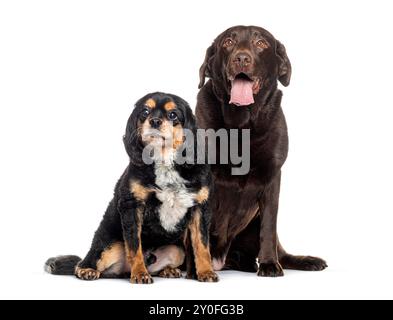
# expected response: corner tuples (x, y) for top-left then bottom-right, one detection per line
(196, 25), (327, 276)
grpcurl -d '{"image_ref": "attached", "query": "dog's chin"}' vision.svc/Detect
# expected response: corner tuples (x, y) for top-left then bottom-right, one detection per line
(226, 73), (262, 106)
(141, 134), (179, 165)
(142, 129), (166, 144)
(142, 135), (165, 146)
(141, 132), (175, 151)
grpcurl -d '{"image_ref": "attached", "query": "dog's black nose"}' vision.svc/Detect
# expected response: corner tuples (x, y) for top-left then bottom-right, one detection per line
(149, 118), (162, 128)
(233, 52), (252, 67)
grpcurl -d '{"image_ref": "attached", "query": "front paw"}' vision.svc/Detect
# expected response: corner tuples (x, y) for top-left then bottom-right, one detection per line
(159, 267), (182, 279)
(197, 271), (219, 283)
(130, 271), (154, 284)
(258, 262), (284, 277)
(75, 267), (101, 281)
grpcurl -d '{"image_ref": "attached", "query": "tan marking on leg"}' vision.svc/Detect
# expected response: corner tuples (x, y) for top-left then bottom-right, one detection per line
(125, 208), (153, 284)
(126, 244), (153, 284)
(195, 186), (209, 204)
(164, 101), (176, 111)
(145, 98), (156, 108)
(96, 242), (125, 273)
(183, 229), (197, 279)
(189, 209), (219, 282)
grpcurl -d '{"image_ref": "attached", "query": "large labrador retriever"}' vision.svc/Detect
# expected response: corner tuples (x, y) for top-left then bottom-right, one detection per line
(196, 25), (327, 276)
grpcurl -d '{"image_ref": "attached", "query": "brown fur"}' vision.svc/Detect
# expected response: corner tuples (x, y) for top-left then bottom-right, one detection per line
(196, 25), (327, 276)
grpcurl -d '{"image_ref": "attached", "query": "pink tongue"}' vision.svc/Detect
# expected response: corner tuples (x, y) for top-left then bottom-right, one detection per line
(230, 79), (254, 106)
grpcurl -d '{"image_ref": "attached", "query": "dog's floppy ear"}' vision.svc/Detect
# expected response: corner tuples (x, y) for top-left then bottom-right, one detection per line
(276, 40), (292, 87)
(123, 109), (144, 166)
(175, 98), (199, 166)
(183, 105), (197, 134)
(199, 43), (216, 89)
(175, 97), (197, 134)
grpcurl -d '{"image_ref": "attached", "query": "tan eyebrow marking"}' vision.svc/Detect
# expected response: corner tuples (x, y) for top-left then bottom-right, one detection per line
(145, 98), (156, 108)
(164, 101), (176, 111)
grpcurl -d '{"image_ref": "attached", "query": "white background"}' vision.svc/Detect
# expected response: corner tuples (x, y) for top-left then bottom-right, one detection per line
(0, 0), (392, 300)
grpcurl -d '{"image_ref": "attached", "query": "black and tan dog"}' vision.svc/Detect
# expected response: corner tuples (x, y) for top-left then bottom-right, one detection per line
(196, 26), (327, 276)
(45, 92), (218, 284)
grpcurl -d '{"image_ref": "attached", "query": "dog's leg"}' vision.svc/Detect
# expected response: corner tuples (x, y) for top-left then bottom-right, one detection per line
(226, 189), (327, 273)
(75, 199), (121, 281)
(225, 216), (260, 272)
(209, 235), (232, 271)
(76, 244), (107, 281)
(184, 229), (197, 279)
(118, 194), (153, 284)
(188, 207), (219, 282)
(96, 242), (129, 278)
(257, 174), (284, 277)
(76, 242), (128, 280)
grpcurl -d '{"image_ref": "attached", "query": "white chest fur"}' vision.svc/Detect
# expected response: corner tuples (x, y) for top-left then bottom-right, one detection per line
(154, 163), (195, 232)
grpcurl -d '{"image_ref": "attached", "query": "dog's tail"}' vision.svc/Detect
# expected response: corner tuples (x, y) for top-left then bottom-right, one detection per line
(44, 255), (82, 275)
(279, 253), (328, 271)
(278, 243), (328, 271)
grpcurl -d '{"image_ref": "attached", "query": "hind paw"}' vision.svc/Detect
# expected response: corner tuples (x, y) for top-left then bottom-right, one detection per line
(75, 267), (101, 281)
(158, 267), (182, 278)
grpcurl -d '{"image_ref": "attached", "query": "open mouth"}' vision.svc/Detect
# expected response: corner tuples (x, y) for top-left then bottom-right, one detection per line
(228, 73), (261, 106)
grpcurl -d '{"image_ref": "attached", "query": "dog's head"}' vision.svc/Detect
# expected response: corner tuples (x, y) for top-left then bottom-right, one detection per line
(124, 92), (196, 165)
(199, 26), (291, 106)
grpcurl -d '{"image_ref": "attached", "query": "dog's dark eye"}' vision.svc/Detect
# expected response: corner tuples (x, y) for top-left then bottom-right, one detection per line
(223, 38), (234, 48)
(141, 108), (150, 118)
(255, 39), (268, 49)
(168, 112), (178, 121)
